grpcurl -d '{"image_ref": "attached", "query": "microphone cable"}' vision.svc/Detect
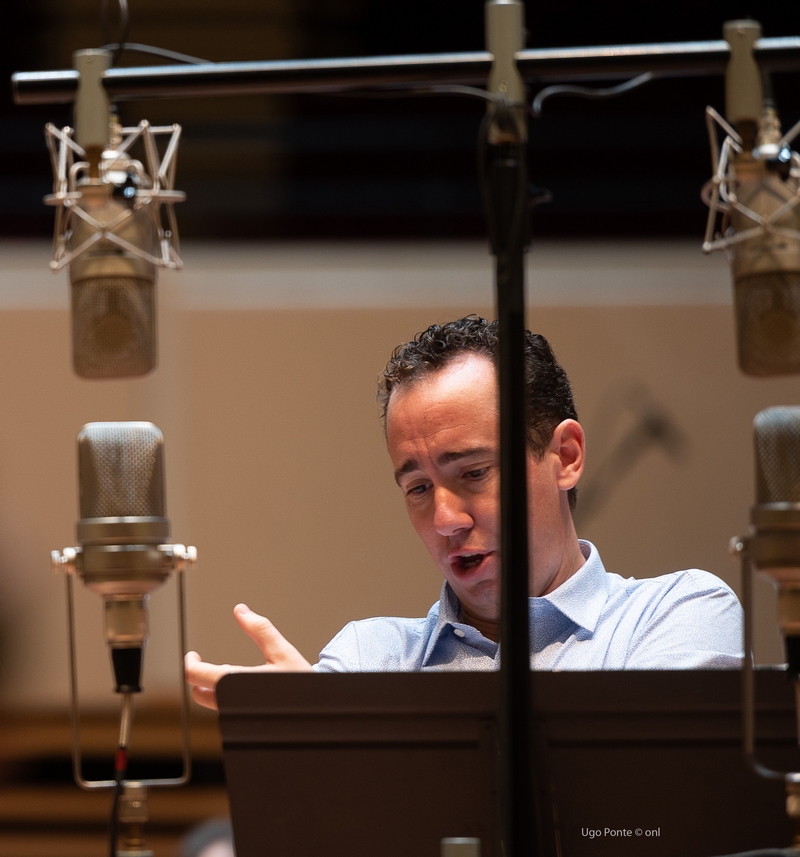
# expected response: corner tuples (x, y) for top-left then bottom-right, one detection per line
(100, 0), (210, 66)
(109, 692), (133, 857)
(531, 71), (660, 117)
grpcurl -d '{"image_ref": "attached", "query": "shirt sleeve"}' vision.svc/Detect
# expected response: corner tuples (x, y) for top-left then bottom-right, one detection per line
(623, 570), (744, 670)
(314, 616), (433, 672)
(314, 622), (363, 673)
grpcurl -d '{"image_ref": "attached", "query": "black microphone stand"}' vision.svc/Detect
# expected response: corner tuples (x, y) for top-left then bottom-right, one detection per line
(478, 88), (534, 854)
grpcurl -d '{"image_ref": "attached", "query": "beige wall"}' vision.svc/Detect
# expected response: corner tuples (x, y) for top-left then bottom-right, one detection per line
(0, 239), (792, 707)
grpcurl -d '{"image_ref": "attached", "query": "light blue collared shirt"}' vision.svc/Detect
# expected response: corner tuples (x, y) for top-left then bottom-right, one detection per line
(314, 541), (743, 672)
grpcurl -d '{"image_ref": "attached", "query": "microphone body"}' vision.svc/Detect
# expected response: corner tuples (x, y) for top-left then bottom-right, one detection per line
(730, 157), (800, 376)
(749, 407), (800, 674)
(53, 422), (195, 793)
(702, 20), (800, 376)
(55, 422), (195, 693)
(67, 160), (158, 379)
(70, 50), (158, 379)
(44, 50), (184, 380)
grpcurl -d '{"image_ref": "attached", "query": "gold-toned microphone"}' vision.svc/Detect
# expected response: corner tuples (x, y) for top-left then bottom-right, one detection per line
(702, 20), (800, 377)
(749, 407), (800, 675)
(52, 422), (195, 782)
(52, 421), (196, 855)
(45, 50), (185, 379)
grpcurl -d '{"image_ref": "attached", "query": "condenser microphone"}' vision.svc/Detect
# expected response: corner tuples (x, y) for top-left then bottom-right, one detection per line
(62, 422), (193, 693)
(52, 422), (195, 794)
(45, 50), (184, 379)
(749, 407), (800, 676)
(702, 20), (800, 376)
(70, 49), (157, 379)
(728, 131), (800, 377)
(68, 164), (159, 379)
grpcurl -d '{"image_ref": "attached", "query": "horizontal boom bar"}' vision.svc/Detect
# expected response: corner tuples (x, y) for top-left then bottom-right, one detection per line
(12, 36), (800, 105)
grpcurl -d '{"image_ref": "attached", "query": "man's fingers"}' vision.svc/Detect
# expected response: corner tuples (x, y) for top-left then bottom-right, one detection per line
(185, 650), (230, 689)
(191, 683), (219, 712)
(185, 651), (225, 711)
(183, 608), (312, 711)
(233, 603), (312, 670)
(233, 603), (282, 655)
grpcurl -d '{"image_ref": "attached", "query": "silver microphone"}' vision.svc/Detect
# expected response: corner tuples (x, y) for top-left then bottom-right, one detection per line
(53, 422), (196, 693)
(728, 123), (800, 377)
(702, 20), (800, 376)
(44, 50), (184, 379)
(749, 407), (800, 675)
(67, 157), (159, 379)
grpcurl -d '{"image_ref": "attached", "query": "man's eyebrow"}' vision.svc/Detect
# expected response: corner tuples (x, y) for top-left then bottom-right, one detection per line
(394, 459), (419, 485)
(394, 447), (495, 485)
(436, 447), (494, 467)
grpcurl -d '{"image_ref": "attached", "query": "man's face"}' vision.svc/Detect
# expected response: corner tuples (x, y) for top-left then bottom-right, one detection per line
(386, 353), (584, 637)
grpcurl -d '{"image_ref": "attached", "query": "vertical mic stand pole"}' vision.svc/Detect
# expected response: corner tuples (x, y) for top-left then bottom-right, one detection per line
(493, 147), (535, 857)
(482, 2), (534, 855)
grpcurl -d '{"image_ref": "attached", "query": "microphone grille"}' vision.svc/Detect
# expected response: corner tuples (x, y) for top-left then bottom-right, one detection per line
(71, 276), (156, 379)
(754, 406), (800, 503)
(735, 271), (800, 376)
(77, 422), (165, 518)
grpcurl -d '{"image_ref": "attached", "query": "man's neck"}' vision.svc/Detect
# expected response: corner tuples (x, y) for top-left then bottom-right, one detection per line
(455, 536), (587, 643)
(458, 608), (500, 643)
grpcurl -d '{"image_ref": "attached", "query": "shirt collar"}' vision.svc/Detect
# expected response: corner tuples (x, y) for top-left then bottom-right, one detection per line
(436, 579), (462, 627)
(538, 539), (609, 634)
(422, 539), (609, 662)
(421, 581), (496, 666)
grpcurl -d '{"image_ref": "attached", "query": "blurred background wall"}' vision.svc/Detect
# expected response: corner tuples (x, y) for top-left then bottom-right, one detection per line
(1, 0), (800, 709)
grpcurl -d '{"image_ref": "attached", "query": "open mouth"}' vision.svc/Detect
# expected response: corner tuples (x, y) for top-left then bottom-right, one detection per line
(453, 552), (488, 572)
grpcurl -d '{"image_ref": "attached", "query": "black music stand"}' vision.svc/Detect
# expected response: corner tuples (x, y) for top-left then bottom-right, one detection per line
(217, 669), (799, 857)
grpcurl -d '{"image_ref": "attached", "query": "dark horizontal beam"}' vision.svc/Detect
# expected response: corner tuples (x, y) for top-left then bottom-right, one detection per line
(11, 36), (800, 106)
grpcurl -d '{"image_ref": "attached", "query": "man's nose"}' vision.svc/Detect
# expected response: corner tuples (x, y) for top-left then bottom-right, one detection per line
(433, 488), (472, 535)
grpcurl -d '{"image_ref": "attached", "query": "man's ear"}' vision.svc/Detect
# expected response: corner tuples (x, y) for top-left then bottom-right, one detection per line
(551, 419), (585, 490)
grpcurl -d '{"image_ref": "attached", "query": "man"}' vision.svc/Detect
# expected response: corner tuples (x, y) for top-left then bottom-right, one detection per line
(186, 317), (742, 709)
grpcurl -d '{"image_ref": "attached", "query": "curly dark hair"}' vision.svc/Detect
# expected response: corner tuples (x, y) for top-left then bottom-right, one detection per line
(378, 316), (579, 508)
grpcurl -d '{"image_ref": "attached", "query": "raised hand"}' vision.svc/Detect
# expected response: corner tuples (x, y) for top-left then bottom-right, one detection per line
(185, 603), (312, 711)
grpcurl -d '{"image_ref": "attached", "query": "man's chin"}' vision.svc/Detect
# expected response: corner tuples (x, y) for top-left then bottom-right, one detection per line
(448, 578), (500, 623)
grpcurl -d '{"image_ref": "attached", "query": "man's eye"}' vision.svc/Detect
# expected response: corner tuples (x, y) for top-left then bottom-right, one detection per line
(406, 483), (429, 497)
(464, 468), (488, 479)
